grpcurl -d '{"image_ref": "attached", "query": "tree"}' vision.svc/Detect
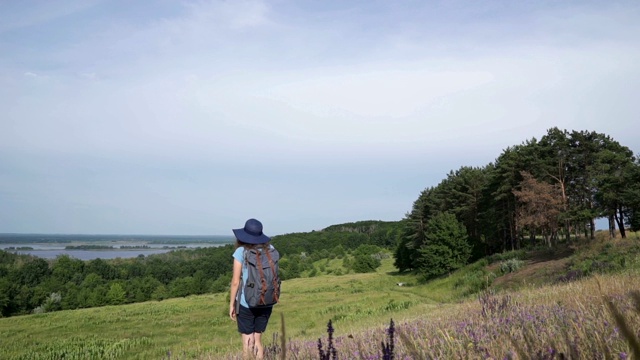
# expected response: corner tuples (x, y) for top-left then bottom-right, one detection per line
(86, 285), (108, 307)
(538, 128), (572, 241)
(152, 284), (169, 301)
(351, 254), (381, 273)
(52, 255), (85, 285)
(490, 145), (530, 250)
(15, 258), (50, 287)
(279, 256), (301, 280)
(106, 283), (126, 305)
(401, 186), (449, 270)
(593, 140), (636, 238)
(86, 259), (117, 281)
(513, 172), (564, 247)
(393, 232), (414, 272)
(81, 273), (104, 289)
(169, 277), (195, 297)
(417, 212), (471, 279)
(0, 278), (12, 317)
(623, 159), (640, 232)
(418, 244), (455, 279)
(567, 130), (607, 239)
(440, 166), (489, 257)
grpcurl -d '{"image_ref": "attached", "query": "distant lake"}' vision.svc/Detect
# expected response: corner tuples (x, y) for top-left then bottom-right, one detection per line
(0, 234), (234, 260)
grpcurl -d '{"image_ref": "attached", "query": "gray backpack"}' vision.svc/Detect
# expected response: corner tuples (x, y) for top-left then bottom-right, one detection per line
(239, 246), (281, 308)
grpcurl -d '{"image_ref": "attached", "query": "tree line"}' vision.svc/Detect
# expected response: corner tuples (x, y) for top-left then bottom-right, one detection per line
(394, 127), (640, 279)
(4, 127), (635, 316)
(0, 221), (402, 317)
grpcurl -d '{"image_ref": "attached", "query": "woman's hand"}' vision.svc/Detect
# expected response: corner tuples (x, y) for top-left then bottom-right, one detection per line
(229, 303), (236, 321)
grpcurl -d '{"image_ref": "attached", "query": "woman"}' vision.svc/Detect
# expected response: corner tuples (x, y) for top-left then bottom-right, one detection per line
(229, 218), (276, 360)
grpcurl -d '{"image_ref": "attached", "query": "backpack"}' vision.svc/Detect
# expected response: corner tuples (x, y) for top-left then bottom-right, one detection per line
(239, 246), (281, 308)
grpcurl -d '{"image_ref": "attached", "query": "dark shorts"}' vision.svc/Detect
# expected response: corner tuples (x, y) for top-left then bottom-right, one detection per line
(237, 305), (273, 334)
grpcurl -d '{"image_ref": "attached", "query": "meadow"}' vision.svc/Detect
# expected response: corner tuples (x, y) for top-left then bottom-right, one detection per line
(1, 240), (639, 359)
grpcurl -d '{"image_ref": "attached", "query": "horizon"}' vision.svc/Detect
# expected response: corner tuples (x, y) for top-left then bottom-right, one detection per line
(0, 217), (612, 237)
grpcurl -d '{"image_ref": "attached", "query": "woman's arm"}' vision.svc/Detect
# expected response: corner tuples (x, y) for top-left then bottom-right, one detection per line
(229, 258), (242, 320)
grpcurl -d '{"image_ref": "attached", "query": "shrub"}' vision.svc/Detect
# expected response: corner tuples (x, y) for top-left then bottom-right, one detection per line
(500, 258), (525, 274)
(351, 254), (381, 273)
(33, 292), (62, 314)
(454, 269), (496, 295)
(487, 250), (527, 264)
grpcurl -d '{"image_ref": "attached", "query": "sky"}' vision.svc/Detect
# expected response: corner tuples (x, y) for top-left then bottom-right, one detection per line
(1, 0), (639, 236)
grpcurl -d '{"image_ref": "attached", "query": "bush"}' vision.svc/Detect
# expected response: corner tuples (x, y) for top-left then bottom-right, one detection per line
(487, 250), (527, 264)
(499, 258), (525, 274)
(454, 269), (496, 296)
(351, 254), (381, 273)
(569, 241), (640, 277)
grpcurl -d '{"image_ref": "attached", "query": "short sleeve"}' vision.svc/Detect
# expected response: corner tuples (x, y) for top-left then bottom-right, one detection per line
(232, 247), (244, 263)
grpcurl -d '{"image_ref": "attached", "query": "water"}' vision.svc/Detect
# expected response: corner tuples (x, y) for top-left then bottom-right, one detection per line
(6, 249), (182, 260)
(0, 234), (234, 260)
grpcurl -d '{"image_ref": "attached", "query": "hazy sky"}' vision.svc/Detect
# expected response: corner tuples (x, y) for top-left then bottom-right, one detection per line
(1, 0), (639, 236)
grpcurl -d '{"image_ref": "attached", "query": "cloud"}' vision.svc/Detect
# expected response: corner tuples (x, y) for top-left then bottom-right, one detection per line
(184, 0), (270, 30)
(3, 32), (639, 165)
(262, 68), (495, 118)
(0, 0), (101, 34)
(1, 0), (639, 234)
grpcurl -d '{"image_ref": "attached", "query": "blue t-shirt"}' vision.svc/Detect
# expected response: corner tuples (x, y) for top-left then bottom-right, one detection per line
(232, 245), (275, 308)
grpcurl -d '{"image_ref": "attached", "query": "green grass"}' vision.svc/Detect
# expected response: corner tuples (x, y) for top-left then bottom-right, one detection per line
(3, 240), (638, 359)
(0, 258), (448, 359)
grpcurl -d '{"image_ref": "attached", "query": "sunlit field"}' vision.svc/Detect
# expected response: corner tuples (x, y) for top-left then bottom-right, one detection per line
(0, 259), (444, 359)
(1, 251), (639, 359)
(235, 272), (640, 360)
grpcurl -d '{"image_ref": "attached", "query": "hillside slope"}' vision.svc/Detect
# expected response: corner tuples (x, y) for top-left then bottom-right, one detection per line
(1, 237), (639, 359)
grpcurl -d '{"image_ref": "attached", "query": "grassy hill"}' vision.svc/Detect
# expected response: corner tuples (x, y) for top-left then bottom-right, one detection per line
(1, 236), (639, 359)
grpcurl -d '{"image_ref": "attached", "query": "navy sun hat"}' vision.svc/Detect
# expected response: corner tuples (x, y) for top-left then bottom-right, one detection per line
(233, 218), (270, 244)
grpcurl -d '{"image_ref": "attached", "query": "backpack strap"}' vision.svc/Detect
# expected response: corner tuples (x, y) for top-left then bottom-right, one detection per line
(264, 249), (279, 304)
(255, 250), (268, 306)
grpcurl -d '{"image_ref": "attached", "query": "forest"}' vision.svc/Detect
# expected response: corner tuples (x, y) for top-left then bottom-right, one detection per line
(0, 127), (638, 318)
(394, 127), (640, 277)
(0, 221), (402, 317)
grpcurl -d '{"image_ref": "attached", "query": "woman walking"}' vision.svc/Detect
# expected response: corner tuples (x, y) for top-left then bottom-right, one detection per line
(229, 218), (278, 359)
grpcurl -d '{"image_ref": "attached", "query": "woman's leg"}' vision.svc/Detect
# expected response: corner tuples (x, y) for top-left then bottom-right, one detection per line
(253, 332), (264, 359)
(241, 333), (255, 359)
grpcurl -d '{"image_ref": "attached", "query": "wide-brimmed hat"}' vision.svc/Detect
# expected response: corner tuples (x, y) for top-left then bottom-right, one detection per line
(233, 218), (270, 244)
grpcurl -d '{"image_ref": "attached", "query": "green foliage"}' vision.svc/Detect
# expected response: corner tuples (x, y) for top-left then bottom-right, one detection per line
(3, 239), (640, 359)
(0, 245), (239, 317)
(499, 258), (525, 274)
(33, 292), (62, 314)
(568, 241), (640, 277)
(418, 212), (472, 280)
(272, 220), (403, 257)
(107, 283), (126, 305)
(353, 244), (383, 257)
(351, 254), (381, 273)
(151, 285), (169, 301)
(418, 244), (454, 278)
(395, 127), (640, 268)
(332, 245), (346, 258)
(210, 272), (231, 293)
(487, 249), (527, 264)
(455, 269), (496, 296)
